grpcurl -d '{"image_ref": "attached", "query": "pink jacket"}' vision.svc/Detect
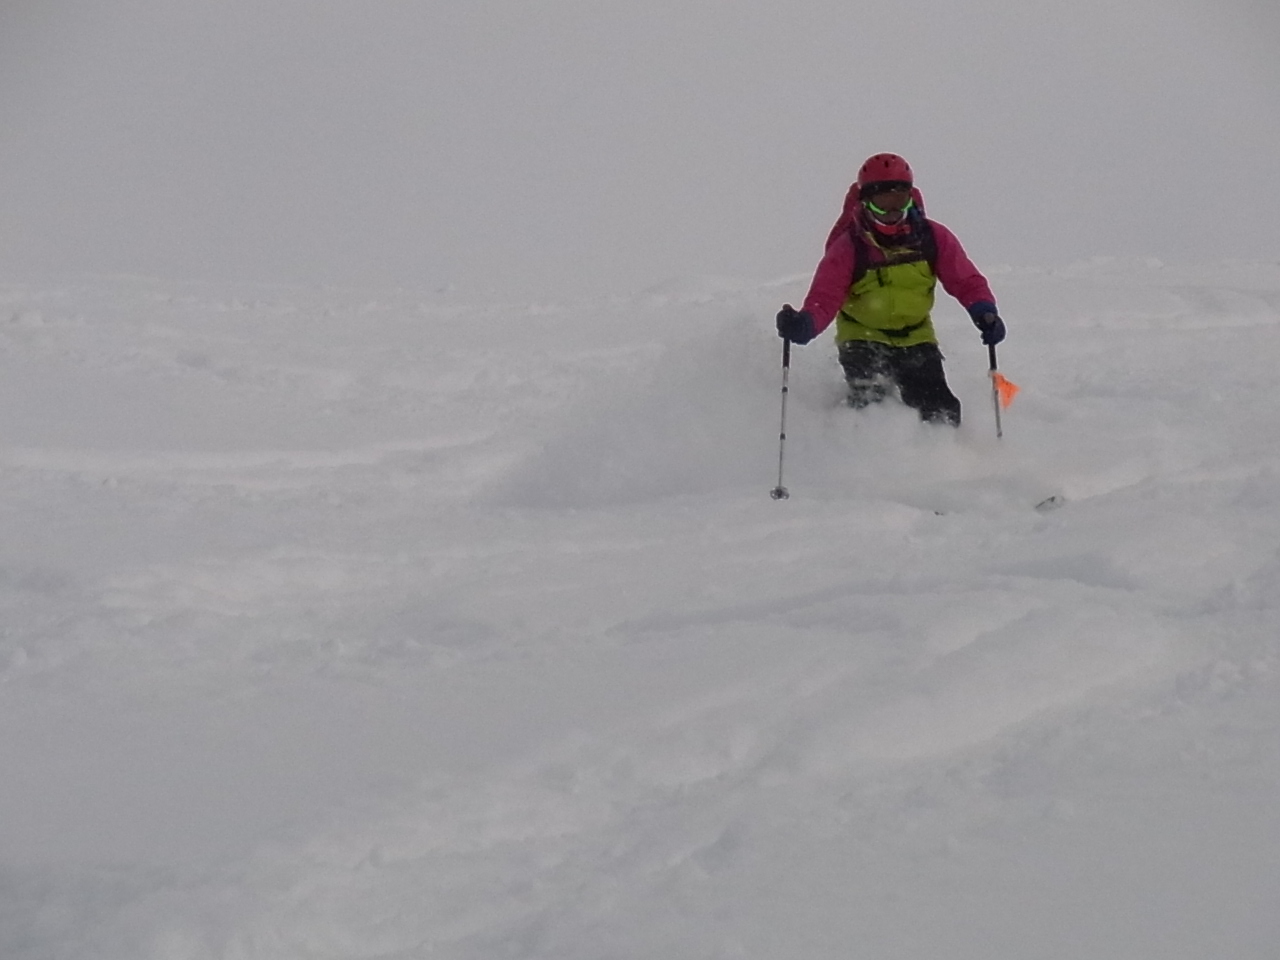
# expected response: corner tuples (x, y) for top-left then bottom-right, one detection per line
(801, 220), (996, 337)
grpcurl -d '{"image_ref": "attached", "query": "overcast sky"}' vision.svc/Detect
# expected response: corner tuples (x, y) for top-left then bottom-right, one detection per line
(0, 0), (1277, 297)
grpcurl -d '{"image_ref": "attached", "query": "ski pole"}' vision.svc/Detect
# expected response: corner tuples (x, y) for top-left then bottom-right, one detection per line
(988, 343), (1003, 439)
(770, 338), (791, 500)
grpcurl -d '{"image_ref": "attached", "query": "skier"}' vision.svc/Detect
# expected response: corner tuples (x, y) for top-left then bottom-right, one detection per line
(776, 153), (1005, 426)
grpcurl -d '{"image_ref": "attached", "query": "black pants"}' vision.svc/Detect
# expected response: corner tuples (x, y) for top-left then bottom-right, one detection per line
(837, 340), (961, 426)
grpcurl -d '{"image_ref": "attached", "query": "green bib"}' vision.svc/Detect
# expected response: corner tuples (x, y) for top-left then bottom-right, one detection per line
(835, 259), (938, 347)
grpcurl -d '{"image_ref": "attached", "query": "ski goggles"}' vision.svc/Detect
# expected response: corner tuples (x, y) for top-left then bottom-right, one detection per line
(865, 194), (915, 217)
(862, 182), (914, 214)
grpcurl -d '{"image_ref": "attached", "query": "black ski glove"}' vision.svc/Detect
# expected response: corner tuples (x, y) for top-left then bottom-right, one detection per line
(977, 313), (1006, 346)
(967, 302), (1006, 346)
(776, 304), (816, 345)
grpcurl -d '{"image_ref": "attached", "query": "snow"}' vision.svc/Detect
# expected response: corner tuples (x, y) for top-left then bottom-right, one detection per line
(2, 259), (1280, 957)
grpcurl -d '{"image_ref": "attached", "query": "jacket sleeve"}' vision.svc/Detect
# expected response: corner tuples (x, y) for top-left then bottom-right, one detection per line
(800, 232), (856, 336)
(929, 221), (996, 312)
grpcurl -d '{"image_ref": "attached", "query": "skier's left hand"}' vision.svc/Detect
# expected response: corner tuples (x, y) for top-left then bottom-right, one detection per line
(976, 313), (1005, 346)
(968, 303), (1006, 346)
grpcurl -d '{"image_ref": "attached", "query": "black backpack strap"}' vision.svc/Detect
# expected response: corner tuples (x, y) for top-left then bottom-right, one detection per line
(920, 219), (938, 270)
(848, 228), (871, 287)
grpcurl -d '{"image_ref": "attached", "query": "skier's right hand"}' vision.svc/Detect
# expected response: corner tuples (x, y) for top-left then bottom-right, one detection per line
(776, 305), (816, 345)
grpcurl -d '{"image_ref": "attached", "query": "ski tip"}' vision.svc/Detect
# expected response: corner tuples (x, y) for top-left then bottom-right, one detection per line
(1034, 494), (1066, 512)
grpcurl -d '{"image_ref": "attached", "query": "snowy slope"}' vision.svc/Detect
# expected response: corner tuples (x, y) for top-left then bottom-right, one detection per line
(3, 261), (1280, 958)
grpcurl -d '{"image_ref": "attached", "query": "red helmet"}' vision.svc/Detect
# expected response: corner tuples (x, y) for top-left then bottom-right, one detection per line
(856, 153), (914, 194)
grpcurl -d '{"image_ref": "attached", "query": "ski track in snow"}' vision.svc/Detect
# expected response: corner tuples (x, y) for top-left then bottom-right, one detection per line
(3, 262), (1280, 958)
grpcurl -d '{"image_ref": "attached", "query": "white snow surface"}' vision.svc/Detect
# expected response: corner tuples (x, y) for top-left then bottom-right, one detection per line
(3, 260), (1280, 958)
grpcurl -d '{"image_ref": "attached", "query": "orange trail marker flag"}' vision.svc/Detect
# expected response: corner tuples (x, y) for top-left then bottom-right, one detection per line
(990, 371), (1019, 409)
(986, 344), (1014, 439)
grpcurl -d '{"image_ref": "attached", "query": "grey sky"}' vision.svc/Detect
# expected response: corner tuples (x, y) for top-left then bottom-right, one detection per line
(0, 0), (1276, 297)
